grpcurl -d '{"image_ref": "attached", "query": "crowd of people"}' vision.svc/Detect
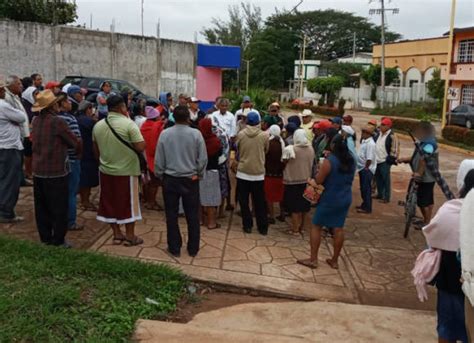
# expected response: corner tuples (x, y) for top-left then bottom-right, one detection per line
(1, 72), (474, 340)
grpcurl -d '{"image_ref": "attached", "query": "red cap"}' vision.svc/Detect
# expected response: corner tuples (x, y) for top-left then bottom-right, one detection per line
(381, 118), (393, 127)
(313, 119), (332, 131)
(45, 81), (60, 90)
(368, 119), (377, 126)
(342, 114), (353, 124)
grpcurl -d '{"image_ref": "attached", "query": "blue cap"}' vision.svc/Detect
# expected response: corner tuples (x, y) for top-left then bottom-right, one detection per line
(67, 85), (81, 97)
(242, 95), (251, 103)
(330, 117), (342, 125)
(247, 111), (260, 126)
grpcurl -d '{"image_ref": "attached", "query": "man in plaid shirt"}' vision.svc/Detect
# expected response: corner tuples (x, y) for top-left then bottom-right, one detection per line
(31, 90), (79, 248)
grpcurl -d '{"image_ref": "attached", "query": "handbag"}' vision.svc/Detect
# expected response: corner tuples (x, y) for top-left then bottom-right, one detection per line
(104, 118), (148, 174)
(303, 182), (325, 205)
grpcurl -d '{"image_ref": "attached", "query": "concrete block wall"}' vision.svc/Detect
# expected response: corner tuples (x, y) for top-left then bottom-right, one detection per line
(0, 20), (196, 97)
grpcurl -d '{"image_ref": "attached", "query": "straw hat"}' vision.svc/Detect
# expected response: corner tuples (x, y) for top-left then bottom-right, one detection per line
(32, 89), (59, 112)
(0, 77), (6, 88)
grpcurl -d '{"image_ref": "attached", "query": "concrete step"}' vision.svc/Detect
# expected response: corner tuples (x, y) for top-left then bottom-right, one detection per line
(189, 301), (437, 343)
(134, 320), (312, 343)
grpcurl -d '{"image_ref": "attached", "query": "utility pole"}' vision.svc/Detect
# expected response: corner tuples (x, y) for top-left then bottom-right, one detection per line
(90, 13), (93, 29)
(352, 32), (356, 63)
(441, 0), (457, 129)
(243, 59), (254, 92)
(141, 0), (144, 36)
(370, 1), (399, 109)
(299, 35), (307, 98)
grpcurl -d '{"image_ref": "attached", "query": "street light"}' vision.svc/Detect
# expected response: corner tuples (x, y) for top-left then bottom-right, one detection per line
(441, 0), (457, 129)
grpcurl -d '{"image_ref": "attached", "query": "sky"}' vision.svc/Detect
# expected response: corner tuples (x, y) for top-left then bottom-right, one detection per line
(75, 0), (474, 43)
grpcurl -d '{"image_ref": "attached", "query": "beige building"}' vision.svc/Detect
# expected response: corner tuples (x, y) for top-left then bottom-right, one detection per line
(372, 37), (449, 87)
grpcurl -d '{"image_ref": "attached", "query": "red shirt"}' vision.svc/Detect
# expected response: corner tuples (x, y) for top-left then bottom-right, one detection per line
(140, 119), (164, 173)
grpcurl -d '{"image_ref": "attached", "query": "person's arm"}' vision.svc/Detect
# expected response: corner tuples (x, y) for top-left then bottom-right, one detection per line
(314, 158), (331, 185)
(93, 141), (100, 161)
(1, 102), (26, 124)
(128, 121), (146, 153)
(57, 118), (78, 150)
(196, 133), (208, 178)
(97, 93), (107, 105)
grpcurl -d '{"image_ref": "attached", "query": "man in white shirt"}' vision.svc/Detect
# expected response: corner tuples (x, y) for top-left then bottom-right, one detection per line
(210, 98), (236, 139)
(234, 95), (260, 126)
(0, 79), (27, 223)
(356, 125), (377, 214)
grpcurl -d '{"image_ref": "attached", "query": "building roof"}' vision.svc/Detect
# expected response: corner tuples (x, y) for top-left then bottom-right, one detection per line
(443, 26), (474, 36)
(338, 52), (373, 59)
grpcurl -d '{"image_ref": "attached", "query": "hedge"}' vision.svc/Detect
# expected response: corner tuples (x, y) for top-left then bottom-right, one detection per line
(441, 125), (474, 146)
(391, 118), (420, 133)
(289, 103), (342, 116)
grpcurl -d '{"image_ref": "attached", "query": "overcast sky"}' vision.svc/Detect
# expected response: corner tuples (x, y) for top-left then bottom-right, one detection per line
(74, 0), (473, 42)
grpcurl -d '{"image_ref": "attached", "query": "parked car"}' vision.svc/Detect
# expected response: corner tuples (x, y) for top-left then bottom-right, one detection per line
(291, 98), (314, 106)
(448, 104), (474, 129)
(60, 76), (159, 106)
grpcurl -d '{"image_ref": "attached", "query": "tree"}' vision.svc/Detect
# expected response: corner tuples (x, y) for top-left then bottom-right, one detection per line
(266, 10), (401, 61)
(307, 77), (344, 106)
(361, 64), (399, 101)
(427, 68), (445, 108)
(320, 62), (364, 87)
(0, 0), (77, 25)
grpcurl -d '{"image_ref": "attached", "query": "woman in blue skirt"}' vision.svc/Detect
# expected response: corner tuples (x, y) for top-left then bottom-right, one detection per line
(298, 134), (355, 270)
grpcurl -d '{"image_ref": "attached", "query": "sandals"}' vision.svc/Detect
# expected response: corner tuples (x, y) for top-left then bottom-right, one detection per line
(285, 229), (301, 237)
(124, 236), (144, 247)
(297, 259), (318, 269)
(326, 258), (339, 270)
(112, 236), (126, 245)
(145, 202), (163, 211)
(207, 223), (221, 230)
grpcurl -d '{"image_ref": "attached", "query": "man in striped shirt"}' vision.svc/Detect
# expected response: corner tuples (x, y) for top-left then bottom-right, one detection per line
(57, 93), (84, 231)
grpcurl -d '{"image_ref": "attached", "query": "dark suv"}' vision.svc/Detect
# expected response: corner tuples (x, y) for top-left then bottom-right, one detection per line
(60, 76), (159, 105)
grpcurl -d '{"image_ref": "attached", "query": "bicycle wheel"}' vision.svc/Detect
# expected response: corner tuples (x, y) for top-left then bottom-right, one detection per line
(404, 179), (418, 238)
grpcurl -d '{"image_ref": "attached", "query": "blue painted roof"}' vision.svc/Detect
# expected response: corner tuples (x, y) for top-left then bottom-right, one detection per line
(197, 44), (241, 69)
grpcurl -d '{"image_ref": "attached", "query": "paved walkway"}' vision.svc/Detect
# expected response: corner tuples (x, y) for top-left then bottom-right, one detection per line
(2, 110), (472, 310)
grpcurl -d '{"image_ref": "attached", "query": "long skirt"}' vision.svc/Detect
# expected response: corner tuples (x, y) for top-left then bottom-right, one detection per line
(199, 170), (222, 207)
(264, 176), (284, 203)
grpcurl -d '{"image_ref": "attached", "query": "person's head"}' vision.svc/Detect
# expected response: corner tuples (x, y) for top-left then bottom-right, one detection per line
(380, 118), (393, 133)
(45, 81), (61, 95)
(6, 75), (22, 95)
(67, 85), (84, 103)
(132, 98), (146, 119)
(31, 73), (43, 88)
(100, 81), (112, 94)
(330, 117), (342, 130)
(145, 106), (160, 121)
(325, 128), (339, 144)
(330, 134), (354, 173)
(57, 92), (72, 112)
(285, 122), (298, 136)
(107, 94), (127, 115)
(460, 169), (474, 198)
(294, 129), (308, 146)
(0, 79), (6, 99)
(189, 97), (201, 111)
(301, 109), (313, 124)
(173, 105), (190, 124)
(242, 95), (252, 109)
(78, 100), (94, 117)
(343, 114), (353, 126)
(32, 90), (60, 114)
(269, 124), (281, 138)
(246, 111), (260, 126)
(313, 119), (332, 136)
(287, 115), (301, 128)
(217, 98), (230, 114)
(166, 92), (173, 107)
(361, 125), (375, 140)
(368, 119), (377, 129)
(21, 77), (33, 90)
(268, 103), (280, 116)
(178, 93), (190, 106)
(414, 121), (435, 140)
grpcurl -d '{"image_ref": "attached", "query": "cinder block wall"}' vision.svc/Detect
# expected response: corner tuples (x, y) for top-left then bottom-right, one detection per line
(0, 20), (196, 97)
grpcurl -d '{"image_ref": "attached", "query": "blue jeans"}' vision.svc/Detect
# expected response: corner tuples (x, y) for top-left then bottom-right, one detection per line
(375, 162), (391, 202)
(68, 160), (81, 228)
(359, 169), (374, 212)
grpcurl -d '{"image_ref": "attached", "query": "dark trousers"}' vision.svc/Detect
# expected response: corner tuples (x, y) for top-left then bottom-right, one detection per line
(236, 178), (268, 234)
(375, 162), (391, 201)
(359, 169), (374, 213)
(33, 176), (69, 245)
(162, 175), (200, 255)
(0, 149), (22, 219)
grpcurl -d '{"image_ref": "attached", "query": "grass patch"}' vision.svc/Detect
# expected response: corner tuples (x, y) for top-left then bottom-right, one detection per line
(437, 138), (474, 152)
(370, 102), (441, 122)
(0, 235), (187, 342)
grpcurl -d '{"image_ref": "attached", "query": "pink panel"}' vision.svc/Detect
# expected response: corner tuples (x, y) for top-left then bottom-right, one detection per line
(196, 66), (222, 102)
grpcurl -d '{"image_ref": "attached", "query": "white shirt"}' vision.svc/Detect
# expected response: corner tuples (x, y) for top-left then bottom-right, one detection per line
(4, 89), (30, 138)
(0, 99), (26, 150)
(210, 110), (236, 138)
(236, 171), (265, 181)
(375, 129), (391, 164)
(134, 115), (146, 129)
(357, 137), (377, 174)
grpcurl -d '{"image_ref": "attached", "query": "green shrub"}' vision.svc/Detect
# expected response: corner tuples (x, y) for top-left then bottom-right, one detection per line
(442, 125), (470, 144)
(224, 88), (277, 113)
(464, 130), (474, 146)
(391, 118), (420, 133)
(370, 102), (441, 120)
(306, 77), (344, 106)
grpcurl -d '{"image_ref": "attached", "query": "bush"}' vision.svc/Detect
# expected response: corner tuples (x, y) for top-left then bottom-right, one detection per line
(370, 102), (441, 120)
(306, 77), (344, 106)
(224, 88), (277, 113)
(391, 118), (420, 133)
(311, 105), (341, 117)
(338, 98), (346, 116)
(442, 125), (470, 144)
(465, 130), (474, 146)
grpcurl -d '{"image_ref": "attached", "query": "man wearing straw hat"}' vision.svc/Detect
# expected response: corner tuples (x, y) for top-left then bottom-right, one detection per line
(31, 90), (79, 247)
(0, 78), (27, 223)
